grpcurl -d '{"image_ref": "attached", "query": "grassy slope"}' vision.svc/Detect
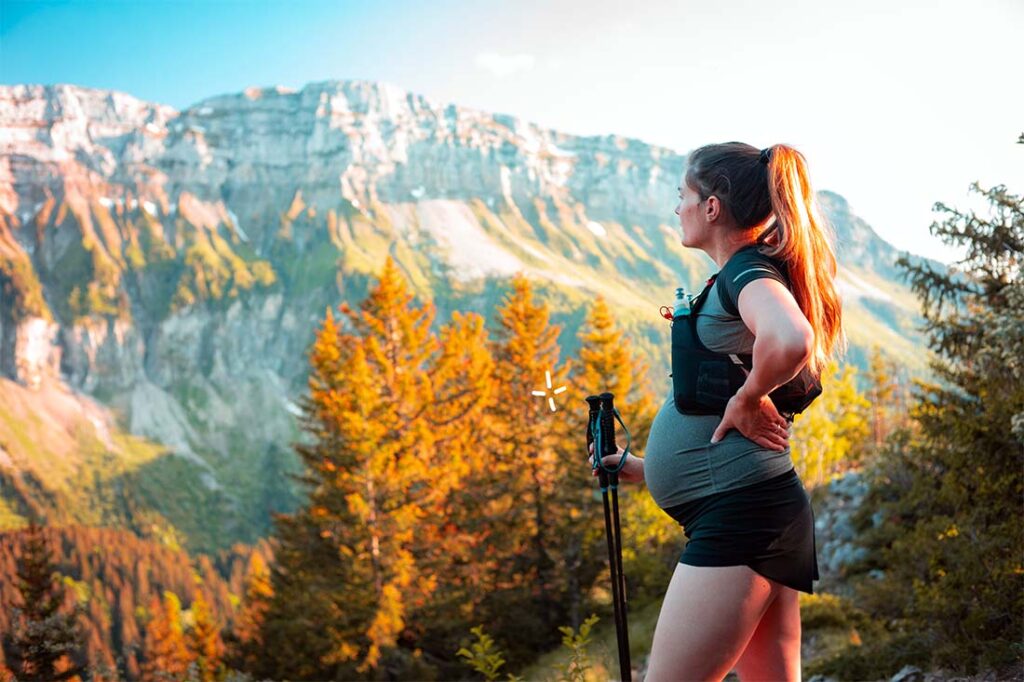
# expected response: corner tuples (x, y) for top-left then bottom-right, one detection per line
(0, 378), (226, 552)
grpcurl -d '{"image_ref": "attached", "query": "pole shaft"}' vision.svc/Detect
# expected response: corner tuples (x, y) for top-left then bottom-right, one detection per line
(610, 482), (631, 680)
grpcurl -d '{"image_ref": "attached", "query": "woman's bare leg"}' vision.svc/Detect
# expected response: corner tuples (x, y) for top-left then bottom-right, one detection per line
(733, 585), (801, 681)
(643, 563), (780, 682)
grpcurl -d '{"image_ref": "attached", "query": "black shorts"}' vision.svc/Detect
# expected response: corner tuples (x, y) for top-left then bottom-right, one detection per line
(661, 467), (820, 594)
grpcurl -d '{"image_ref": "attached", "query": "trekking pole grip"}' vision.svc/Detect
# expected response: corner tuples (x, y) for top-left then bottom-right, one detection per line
(599, 393), (618, 486)
(585, 395), (608, 488)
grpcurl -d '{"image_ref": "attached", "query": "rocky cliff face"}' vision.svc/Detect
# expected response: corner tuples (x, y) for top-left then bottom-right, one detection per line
(0, 79), (934, 549)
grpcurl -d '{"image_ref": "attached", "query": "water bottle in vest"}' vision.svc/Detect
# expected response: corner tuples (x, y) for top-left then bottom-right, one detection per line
(673, 287), (690, 318)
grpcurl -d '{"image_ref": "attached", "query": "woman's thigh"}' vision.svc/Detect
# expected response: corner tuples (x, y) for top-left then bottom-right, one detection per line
(734, 585), (801, 681)
(644, 563), (780, 682)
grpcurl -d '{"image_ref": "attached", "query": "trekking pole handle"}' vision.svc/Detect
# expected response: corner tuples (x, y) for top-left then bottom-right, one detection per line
(599, 393), (619, 487)
(598, 393), (617, 454)
(586, 394), (632, 480)
(585, 395), (609, 489)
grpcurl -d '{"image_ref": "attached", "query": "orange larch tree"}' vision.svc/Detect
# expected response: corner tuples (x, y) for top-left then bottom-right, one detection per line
(139, 592), (190, 682)
(482, 274), (577, 663)
(263, 256), (446, 680)
(185, 590), (225, 682)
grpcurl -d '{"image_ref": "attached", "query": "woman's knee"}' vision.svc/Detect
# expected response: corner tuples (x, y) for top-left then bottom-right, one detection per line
(644, 564), (779, 681)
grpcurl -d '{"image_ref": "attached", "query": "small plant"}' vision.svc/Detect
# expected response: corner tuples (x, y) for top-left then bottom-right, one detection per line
(458, 616), (602, 682)
(554, 614), (600, 682)
(457, 625), (523, 681)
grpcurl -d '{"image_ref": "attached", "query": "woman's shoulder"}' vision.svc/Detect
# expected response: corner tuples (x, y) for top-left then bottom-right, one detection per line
(723, 243), (790, 279)
(716, 245), (791, 316)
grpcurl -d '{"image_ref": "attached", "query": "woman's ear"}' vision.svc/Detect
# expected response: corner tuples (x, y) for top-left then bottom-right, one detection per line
(705, 195), (721, 223)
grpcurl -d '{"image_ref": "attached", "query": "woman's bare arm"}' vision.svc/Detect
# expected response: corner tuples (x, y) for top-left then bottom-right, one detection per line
(734, 278), (814, 401)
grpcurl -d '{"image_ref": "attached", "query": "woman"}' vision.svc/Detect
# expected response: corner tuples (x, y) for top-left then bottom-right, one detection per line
(591, 142), (845, 680)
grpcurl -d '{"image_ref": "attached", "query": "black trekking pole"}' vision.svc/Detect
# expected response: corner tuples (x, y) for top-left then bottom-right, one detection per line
(586, 393), (632, 681)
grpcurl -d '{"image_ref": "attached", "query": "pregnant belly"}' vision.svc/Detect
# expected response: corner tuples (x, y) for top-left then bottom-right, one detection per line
(643, 396), (719, 508)
(643, 394), (793, 511)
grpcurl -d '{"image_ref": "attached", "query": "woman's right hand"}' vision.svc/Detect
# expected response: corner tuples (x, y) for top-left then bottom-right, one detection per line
(588, 443), (645, 484)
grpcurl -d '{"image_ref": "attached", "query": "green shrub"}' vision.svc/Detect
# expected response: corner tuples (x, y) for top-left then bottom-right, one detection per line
(456, 625), (521, 681)
(799, 593), (850, 630)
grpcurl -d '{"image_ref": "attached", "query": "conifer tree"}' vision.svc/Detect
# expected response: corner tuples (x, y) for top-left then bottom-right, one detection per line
(262, 256), (445, 679)
(227, 552), (272, 674)
(866, 345), (897, 450)
(863, 345), (913, 458)
(1, 522), (86, 682)
(428, 310), (497, 492)
(332, 256), (443, 675)
(140, 592), (190, 682)
(258, 513), (343, 680)
(789, 360), (870, 487)
(576, 295), (658, 446)
(186, 591), (225, 682)
(851, 181), (1024, 674)
(410, 310), (499, 662)
(483, 274), (575, 661)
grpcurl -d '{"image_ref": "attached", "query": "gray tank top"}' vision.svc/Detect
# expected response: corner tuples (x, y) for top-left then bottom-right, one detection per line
(643, 275), (795, 511)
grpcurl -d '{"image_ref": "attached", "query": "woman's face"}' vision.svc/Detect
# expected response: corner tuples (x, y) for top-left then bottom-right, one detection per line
(675, 180), (711, 249)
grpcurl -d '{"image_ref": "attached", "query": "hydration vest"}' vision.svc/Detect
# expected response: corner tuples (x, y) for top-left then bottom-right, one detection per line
(670, 260), (823, 421)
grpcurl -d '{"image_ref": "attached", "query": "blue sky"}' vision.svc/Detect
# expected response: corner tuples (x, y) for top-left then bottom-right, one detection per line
(2, 0), (1022, 264)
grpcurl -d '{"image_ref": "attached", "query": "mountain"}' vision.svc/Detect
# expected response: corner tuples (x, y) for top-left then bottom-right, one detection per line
(0, 79), (940, 550)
